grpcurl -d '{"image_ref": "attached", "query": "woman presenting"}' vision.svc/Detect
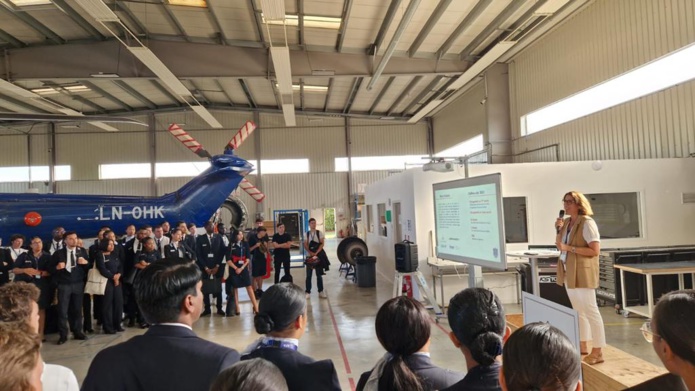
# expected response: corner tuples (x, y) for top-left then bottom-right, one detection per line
(555, 191), (606, 365)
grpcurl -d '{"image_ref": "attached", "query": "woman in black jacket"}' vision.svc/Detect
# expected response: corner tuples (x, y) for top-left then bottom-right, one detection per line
(12, 236), (52, 339)
(241, 283), (340, 391)
(356, 296), (463, 391)
(96, 238), (124, 334)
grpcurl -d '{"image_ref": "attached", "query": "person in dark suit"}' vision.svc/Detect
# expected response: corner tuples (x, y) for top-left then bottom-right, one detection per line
(356, 296), (463, 391)
(226, 230), (258, 316)
(48, 231), (90, 345)
(84, 228), (108, 334)
(241, 283), (340, 391)
(0, 247), (11, 287)
(176, 221), (197, 251)
(441, 288), (509, 391)
(500, 323), (581, 391)
(196, 221), (226, 316)
(46, 226), (65, 256)
(95, 238), (124, 335)
(123, 228), (150, 327)
(211, 359), (288, 391)
(11, 236), (52, 339)
(164, 229), (196, 262)
(82, 259), (240, 391)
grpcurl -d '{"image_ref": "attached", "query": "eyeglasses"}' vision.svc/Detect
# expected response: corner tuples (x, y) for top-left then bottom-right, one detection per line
(640, 321), (661, 343)
(562, 199), (576, 204)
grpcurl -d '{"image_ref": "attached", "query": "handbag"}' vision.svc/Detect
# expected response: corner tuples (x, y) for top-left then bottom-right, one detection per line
(84, 262), (107, 296)
(202, 276), (222, 295)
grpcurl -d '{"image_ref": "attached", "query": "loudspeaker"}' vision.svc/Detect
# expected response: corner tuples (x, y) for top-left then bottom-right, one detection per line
(395, 241), (418, 272)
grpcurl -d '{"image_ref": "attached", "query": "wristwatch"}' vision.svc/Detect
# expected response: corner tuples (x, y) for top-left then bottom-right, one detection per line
(571, 246), (576, 253)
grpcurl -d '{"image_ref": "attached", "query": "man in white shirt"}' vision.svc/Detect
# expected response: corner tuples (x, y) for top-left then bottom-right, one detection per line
(82, 259), (240, 391)
(47, 227), (65, 255)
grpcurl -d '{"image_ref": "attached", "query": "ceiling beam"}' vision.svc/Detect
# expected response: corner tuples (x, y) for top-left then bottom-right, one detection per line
(0, 4), (64, 45)
(0, 93), (51, 113)
(189, 80), (210, 105)
(0, 29), (26, 48)
(150, 80), (182, 106)
(458, 0), (528, 60)
(368, 76), (395, 115)
(297, 0), (305, 47)
(238, 79), (256, 108)
(436, 0), (492, 59)
(248, 0), (265, 44)
(42, 95), (105, 114)
(112, 80), (157, 109)
(159, 1), (191, 42)
(401, 75), (444, 114)
(115, 1), (148, 36)
(408, 0), (452, 57)
(2, 40), (466, 80)
(387, 75), (422, 115)
(52, 0), (106, 41)
(206, 0), (227, 45)
(323, 77), (333, 112)
(80, 80), (134, 111)
(299, 78), (305, 111)
(342, 77), (362, 114)
(214, 79), (235, 106)
(336, 0), (354, 52)
(370, 0), (401, 55)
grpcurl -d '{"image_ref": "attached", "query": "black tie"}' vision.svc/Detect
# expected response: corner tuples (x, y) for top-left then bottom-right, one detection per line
(70, 251), (76, 268)
(156, 239), (161, 251)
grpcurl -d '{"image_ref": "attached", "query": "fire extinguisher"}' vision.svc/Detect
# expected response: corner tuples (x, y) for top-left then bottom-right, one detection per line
(402, 275), (413, 298)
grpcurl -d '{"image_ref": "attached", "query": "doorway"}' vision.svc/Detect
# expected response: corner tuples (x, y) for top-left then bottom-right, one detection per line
(324, 208), (336, 238)
(393, 202), (402, 242)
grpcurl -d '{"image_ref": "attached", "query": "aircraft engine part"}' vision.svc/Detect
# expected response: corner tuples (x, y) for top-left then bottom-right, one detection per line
(337, 236), (368, 266)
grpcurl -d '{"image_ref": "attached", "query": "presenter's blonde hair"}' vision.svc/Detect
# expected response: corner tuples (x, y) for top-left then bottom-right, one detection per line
(564, 191), (594, 216)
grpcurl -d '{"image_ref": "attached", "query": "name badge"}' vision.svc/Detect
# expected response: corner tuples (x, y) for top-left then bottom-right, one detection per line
(208, 254), (214, 258)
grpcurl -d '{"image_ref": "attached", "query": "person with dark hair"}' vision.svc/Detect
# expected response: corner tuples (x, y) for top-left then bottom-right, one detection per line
(123, 228), (150, 328)
(82, 259), (240, 391)
(120, 224), (136, 245)
(271, 223), (293, 284)
(357, 296), (463, 391)
(46, 226), (65, 255)
(304, 218), (329, 299)
(211, 358), (288, 391)
(500, 322), (581, 391)
(226, 229), (259, 316)
(96, 238), (124, 335)
(249, 226), (269, 297)
(153, 225), (170, 258)
(11, 236), (52, 339)
(442, 288), (509, 391)
(639, 289), (695, 391)
(178, 221), (197, 250)
(2, 234), (28, 286)
(555, 191), (605, 364)
(161, 221), (171, 238)
(0, 322), (44, 391)
(196, 221), (226, 317)
(164, 228), (196, 262)
(48, 231), (89, 345)
(242, 283), (340, 391)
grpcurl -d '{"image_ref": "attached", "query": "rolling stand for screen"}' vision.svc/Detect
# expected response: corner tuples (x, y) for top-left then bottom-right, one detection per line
(393, 270), (445, 322)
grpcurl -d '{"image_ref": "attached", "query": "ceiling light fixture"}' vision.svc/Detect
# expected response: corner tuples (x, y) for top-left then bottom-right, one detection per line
(7, 0), (51, 6)
(263, 14), (342, 29)
(90, 72), (120, 78)
(72, 0), (119, 22)
(167, 0), (206, 7)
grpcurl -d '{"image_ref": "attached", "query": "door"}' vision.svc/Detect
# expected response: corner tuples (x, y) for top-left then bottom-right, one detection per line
(324, 208), (336, 238)
(393, 202), (402, 242)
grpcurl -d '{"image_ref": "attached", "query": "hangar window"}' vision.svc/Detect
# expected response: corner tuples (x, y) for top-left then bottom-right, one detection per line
(260, 159), (309, 174)
(335, 155), (426, 172)
(435, 135), (484, 158)
(0, 165), (71, 182)
(99, 163), (151, 179)
(521, 42), (695, 135)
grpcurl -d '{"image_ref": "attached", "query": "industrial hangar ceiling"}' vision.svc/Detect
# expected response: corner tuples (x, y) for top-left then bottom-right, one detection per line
(0, 0), (588, 128)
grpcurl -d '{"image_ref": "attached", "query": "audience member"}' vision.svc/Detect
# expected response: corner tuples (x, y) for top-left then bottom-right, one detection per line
(0, 282), (80, 391)
(82, 259), (240, 391)
(210, 358), (288, 391)
(640, 289), (695, 391)
(0, 322), (43, 391)
(12, 237), (52, 339)
(356, 296), (463, 391)
(442, 288), (509, 391)
(500, 322), (581, 391)
(242, 283), (340, 391)
(95, 239), (124, 334)
(226, 229), (259, 316)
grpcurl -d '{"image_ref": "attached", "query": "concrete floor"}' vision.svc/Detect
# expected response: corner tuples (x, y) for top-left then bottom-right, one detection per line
(41, 239), (662, 390)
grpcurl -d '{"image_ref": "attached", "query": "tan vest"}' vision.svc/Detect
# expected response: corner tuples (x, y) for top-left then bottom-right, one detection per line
(556, 215), (600, 289)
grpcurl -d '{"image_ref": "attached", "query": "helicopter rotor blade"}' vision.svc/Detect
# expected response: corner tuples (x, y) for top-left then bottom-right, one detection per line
(168, 123), (213, 159)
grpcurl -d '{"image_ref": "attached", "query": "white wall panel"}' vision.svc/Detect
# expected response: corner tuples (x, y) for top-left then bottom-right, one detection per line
(349, 121), (428, 156)
(0, 135), (30, 166)
(510, 0), (695, 161)
(259, 125), (345, 172)
(57, 179), (151, 196)
(0, 182), (49, 193)
(432, 82), (486, 154)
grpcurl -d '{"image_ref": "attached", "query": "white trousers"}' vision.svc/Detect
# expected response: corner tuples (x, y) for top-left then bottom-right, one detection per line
(565, 285), (606, 348)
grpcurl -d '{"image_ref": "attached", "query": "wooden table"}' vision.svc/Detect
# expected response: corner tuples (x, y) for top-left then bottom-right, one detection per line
(614, 261), (695, 318)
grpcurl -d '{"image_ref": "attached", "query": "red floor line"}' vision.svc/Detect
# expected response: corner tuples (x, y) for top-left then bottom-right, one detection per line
(431, 318), (451, 336)
(326, 296), (353, 375)
(349, 377), (356, 391)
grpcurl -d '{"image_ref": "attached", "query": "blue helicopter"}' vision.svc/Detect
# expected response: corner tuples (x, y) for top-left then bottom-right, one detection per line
(0, 121), (264, 243)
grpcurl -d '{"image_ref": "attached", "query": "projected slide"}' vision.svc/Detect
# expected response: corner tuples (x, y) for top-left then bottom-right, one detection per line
(433, 173), (506, 270)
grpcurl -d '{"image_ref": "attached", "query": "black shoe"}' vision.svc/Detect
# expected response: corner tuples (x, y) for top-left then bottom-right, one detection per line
(127, 318), (135, 327)
(139, 323), (149, 329)
(84, 328), (94, 334)
(73, 332), (87, 340)
(104, 330), (117, 335)
(116, 327), (125, 332)
(225, 311), (235, 317)
(201, 310), (211, 317)
(57, 337), (67, 345)
(216, 310), (226, 316)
